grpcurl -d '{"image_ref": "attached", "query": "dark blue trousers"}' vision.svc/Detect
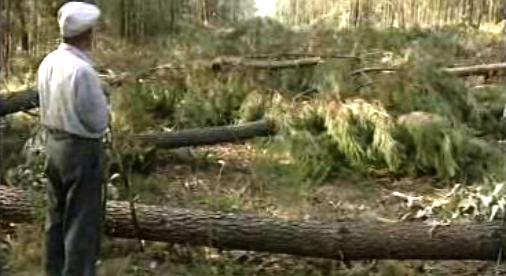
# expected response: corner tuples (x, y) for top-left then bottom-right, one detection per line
(44, 129), (103, 276)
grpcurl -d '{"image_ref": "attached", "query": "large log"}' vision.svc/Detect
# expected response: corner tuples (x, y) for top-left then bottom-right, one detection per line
(209, 57), (324, 71)
(0, 119), (277, 150)
(1, 185), (505, 261)
(352, 63), (506, 77)
(132, 120), (276, 149)
(442, 63), (506, 77)
(244, 53), (360, 61)
(0, 89), (38, 116)
(141, 57), (325, 76)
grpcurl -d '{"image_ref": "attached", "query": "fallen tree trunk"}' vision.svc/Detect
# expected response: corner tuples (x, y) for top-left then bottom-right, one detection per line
(0, 89), (38, 116)
(132, 120), (277, 149)
(442, 63), (506, 77)
(1, 185), (504, 260)
(352, 63), (506, 77)
(245, 53), (360, 61)
(142, 57), (325, 75)
(0, 120), (277, 150)
(209, 57), (324, 71)
(351, 67), (397, 76)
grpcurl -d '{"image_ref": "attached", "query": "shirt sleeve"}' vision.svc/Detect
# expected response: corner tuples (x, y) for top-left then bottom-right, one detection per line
(73, 66), (109, 134)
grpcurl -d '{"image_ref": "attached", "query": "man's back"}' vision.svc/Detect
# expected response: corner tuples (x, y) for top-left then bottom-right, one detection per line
(38, 43), (108, 139)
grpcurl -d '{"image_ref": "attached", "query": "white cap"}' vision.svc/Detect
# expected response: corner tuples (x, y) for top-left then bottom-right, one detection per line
(58, 2), (101, 38)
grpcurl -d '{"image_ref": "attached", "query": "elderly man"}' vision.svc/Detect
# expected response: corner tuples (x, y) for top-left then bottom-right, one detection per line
(37, 2), (108, 276)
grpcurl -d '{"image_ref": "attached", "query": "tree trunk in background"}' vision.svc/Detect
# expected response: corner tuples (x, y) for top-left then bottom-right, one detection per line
(13, 0), (29, 52)
(353, 0), (360, 26)
(120, 0), (127, 38)
(2, 185), (506, 261)
(2, 0), (10, 78)
(0, 0), (3, 195)
(0, 0), (2, 73)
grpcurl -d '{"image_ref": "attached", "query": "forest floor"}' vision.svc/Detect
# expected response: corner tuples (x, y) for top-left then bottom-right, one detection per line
(3, 143), (506, 276)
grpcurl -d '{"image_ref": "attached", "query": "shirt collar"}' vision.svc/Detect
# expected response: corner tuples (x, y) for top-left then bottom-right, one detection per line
(58, 43), (94, 66)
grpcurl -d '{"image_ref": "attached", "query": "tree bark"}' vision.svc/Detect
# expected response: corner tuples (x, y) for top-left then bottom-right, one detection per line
(243, 53), (359, 61)
(209, 57), (324, 71)
(442, 63), (506, 77)
(1, 185), (505, 261)
(0, 89), (38, 116)
(132, 120), (276, 149)
(352, 63), (506, 77)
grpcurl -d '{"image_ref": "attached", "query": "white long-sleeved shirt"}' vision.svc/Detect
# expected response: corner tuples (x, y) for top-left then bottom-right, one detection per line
(38, 43), (108, 139)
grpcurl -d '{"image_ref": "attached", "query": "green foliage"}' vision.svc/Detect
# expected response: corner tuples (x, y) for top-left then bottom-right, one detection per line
(321, 99), (401, 171)
(204, 194), (245, 212)
(3, 117), (48, 191)
(175, 73), (255, 128)
(262, 97), (340, 186)
(265, 93), (501, 186)
(112, 84), (159, 133)
(468, 85), (505, 138)
(395, 112), (501, 182)
(112, 80), (186, 132)
(0, 239), (13, 272)
(387, 61), (474, 122)
(238, 90), (272, 123)
(271, 130), (344, 186)
(265, 97), (400, 186)
(396, 112), (458, 179)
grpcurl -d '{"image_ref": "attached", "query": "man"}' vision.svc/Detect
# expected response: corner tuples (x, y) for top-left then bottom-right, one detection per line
(37, 2), (108, 276)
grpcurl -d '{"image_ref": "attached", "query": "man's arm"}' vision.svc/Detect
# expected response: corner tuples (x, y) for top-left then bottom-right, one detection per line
(74, 67), (109, 135)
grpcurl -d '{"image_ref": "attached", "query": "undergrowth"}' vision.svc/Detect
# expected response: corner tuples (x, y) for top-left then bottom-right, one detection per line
(97, 23), (506, 187)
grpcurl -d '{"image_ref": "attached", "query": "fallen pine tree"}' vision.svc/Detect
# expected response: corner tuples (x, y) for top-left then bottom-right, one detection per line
(443, 63), (506, 77)
(4, 62), (505, 117)
(0, 89), (39, 116)
(132, 56), (328, 81)
(0, 118), (276, 150)
(132, 120), (276, 149)
(351, 63), (506, 77)
(1, 185), (505, 260)
(208, 56), (324, 71)
(244, 53), (359, 60)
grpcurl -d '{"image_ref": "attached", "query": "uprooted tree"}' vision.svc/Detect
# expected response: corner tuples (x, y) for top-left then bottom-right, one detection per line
(1, 185), (505, 261)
